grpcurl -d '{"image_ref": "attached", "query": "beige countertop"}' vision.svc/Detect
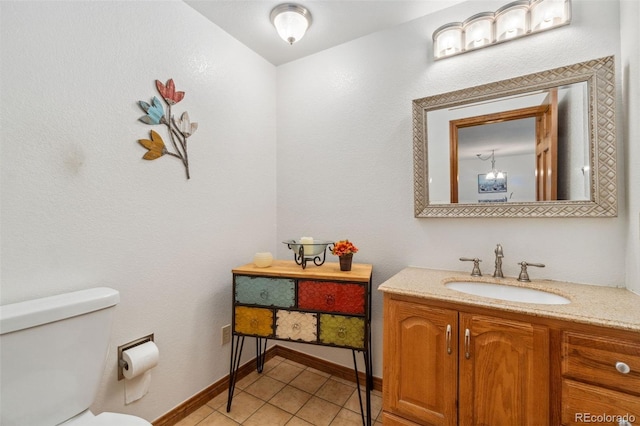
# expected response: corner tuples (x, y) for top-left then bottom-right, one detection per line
(378, 267), (640, 332)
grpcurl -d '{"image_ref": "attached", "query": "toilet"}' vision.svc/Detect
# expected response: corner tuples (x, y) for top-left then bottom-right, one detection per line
(0, 287), (152, 426)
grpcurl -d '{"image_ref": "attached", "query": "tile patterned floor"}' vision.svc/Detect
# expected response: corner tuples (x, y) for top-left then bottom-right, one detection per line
(175, 356), (383, 426)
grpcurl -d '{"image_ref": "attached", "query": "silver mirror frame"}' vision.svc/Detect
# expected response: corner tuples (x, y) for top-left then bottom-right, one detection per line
(413, 56), (617, 218)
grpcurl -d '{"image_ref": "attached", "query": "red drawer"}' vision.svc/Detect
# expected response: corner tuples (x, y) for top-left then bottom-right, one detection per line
(298, 281), (365, 314)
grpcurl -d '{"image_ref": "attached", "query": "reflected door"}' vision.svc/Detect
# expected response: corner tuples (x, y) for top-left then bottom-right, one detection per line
(535, 88), (558, 200)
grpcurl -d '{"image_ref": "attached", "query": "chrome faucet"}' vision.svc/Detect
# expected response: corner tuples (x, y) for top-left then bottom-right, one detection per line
(517, 261), (545, 282)
(493, 244), (504, 278)
(460, 257), (482, 276)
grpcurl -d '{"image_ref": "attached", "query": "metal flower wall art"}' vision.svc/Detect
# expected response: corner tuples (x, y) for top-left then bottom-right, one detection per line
(137, 79), (198, 179)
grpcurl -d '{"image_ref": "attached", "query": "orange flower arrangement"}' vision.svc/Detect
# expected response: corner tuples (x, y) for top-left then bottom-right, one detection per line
(331, 240), (359, 257)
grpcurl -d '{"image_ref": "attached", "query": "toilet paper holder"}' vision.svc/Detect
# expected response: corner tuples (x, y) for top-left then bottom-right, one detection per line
(117, 333), (154, 381)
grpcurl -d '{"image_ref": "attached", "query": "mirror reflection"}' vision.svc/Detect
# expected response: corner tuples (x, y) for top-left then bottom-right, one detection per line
(412, 56), (617, 218)
(428, 82), (589, 204)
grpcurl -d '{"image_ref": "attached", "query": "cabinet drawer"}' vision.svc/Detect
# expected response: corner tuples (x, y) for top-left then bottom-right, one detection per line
(234, 306), (273, 337)
(562, 380), (640, 426)
(298, 281), (365, 314)
(562, 331), (640, 395)
(319, 314), (365, 349)
(276, 310), (317, 342)
(235, 276), (295, 307)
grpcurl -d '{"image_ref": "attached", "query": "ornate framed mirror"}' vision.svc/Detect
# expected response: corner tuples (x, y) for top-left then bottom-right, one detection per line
(413, 56), (617, 218)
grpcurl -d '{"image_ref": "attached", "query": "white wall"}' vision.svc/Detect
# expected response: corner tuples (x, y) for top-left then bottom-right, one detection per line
(1, 0), (636, 422)
(0, 0), (276, 422)
(276, 0), (628, 378)
(621, 0), (640, 295)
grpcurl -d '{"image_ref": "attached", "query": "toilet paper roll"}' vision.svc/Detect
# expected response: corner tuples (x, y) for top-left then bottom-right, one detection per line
(122, 341), (159, 380)
(123, 341), (159, 405)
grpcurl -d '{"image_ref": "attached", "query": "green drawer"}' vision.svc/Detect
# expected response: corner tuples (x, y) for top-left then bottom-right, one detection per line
(319, 314), (365, 349)
(235, 276), (295, 307)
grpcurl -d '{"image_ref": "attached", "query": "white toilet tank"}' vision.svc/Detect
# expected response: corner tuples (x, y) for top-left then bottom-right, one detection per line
(0, 287), (120, 426)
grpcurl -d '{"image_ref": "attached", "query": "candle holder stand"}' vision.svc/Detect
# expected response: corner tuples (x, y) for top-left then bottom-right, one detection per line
(283, 240), (334, 269)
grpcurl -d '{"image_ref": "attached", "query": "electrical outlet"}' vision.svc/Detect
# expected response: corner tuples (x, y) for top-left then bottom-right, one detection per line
(221, 324), (231, 345)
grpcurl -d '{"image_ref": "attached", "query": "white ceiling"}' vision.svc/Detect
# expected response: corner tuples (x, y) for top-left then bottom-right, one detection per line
(184, 1), (464, 66)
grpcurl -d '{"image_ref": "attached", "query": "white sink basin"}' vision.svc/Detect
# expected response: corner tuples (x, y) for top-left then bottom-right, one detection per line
(445, 281), (570, 305)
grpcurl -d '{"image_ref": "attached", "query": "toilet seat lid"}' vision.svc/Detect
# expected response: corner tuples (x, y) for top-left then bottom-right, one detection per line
(93, 412), (152, 426)
(62, 411), (151, 426)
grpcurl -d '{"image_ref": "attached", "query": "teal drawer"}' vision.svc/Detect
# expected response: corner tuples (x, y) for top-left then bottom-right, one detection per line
(235, 276), (295, 307)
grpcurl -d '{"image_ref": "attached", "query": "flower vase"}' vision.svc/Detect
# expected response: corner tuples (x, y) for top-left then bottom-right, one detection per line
(339, 253), (353, 271)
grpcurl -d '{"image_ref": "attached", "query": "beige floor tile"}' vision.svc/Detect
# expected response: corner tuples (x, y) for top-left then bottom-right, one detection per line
(343, 389), (382, 420)
(268, 385), (313, 414)
(235, 370), (262, 390)
(244, 375), (286, 401)
(305, 367), (331, 378)
(206, 391), (230, 410)
(315, 379), (357, 406)
(266, 360), (305, 383)
(285, 417), (314, 426)
(296, 396), (341, 426)
(173, 404), (214, 426)
(327, 375), (357, 388)
(282, 359), (308, 370)
(198, 411), (241, 426)
(223, 391), (265, 424)
(242, 403), (293, 426)
(329, 408), (363, 426)
(262, 357), (284, 373)
(289, 370), (329, 394)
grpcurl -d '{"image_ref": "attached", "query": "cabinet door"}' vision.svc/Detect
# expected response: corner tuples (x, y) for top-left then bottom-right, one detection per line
(383, 297), (458, 426)
(459, 314), (549, 426)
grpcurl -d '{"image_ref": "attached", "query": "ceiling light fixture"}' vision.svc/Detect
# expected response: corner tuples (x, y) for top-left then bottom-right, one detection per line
(477, 150), (505, 180)
(270, 3), (312, 45)
(433, 0), (571, 60)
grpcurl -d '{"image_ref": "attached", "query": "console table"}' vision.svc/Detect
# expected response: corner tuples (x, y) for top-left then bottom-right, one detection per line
(227, 260), (373, 425)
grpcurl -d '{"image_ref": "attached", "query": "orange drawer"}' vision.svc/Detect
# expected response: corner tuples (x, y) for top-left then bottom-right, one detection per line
(562, 380), (640, 426)
(562, 331), (640, 395)
(234, 306), (273, 337)
(298, 281), (365, 314)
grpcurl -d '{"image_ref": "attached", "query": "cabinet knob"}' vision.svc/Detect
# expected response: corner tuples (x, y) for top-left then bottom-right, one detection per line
(338, 326), (347, 338)
(616, 361), (631, 374)
(260, 290), (269, 300)
(292, 323), (301, 333)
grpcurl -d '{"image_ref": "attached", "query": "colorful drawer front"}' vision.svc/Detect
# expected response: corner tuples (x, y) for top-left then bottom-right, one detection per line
(298, 281), (365, 314)
(276, 310), (317, 342)
(235, 276), (295, 307)
(319, 314), (365, 349)
(235, 306), (273, 337)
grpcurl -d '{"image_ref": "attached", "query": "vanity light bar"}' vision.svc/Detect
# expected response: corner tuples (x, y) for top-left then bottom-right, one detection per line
(433, 0), (571, 60)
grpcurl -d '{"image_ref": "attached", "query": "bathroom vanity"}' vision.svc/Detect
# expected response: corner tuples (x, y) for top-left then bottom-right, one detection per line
(227, 260), (374, 424)
(379, 268), (640, 426)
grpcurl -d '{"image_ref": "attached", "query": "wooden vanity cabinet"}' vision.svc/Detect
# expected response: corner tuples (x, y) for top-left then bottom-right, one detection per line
(458, 313), (549, 425)
(560, 330), (640, 426)
(382, 299), (457, 425)
(383, 294), (549, 426)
